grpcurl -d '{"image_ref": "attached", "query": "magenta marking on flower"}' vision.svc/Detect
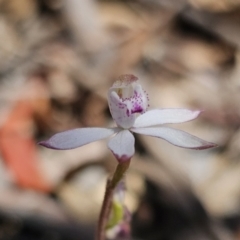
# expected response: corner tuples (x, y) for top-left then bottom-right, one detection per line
(39, 74), (217, 162)
(131, 105), (143, 114)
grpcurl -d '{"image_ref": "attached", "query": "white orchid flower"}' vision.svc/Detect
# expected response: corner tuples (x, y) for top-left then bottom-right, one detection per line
(39, 74), (216, 162)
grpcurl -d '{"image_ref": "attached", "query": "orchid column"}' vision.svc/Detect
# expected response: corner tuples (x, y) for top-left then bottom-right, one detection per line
(39, 74), (217, 240)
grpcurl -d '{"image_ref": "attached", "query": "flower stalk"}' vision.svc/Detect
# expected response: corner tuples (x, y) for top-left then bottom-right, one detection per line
(96, 161), (130, 240)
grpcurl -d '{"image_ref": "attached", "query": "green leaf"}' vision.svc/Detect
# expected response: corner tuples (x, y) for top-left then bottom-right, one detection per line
(106, 201), (124, 229)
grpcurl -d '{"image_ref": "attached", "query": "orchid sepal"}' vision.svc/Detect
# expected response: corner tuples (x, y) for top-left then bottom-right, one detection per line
(131, 126), (217, 150)
(39, 127), (119, 150)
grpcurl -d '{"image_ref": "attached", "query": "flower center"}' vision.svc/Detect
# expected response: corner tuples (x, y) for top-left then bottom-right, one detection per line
(108, 75), (149, 129)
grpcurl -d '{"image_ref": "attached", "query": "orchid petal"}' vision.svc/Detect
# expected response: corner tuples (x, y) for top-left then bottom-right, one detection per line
(39, 128), (118, 150)
(108, 130), (135, 162)
(131, 127), (217, 149)
(133, 109), (201, 128)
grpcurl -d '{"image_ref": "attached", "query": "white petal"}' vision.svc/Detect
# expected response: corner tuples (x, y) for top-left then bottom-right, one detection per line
(131, 127), (217, 149)
(133, 109), (201, 128)
(39, 128), (118, 150)
(108, 130), (135, 162)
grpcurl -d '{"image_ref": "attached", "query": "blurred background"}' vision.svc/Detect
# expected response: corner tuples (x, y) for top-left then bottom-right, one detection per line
(0, 0), (240, 239)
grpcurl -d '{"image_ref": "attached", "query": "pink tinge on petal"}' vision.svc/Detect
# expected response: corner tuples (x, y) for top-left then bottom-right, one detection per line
(108, 130), (135, 162)
(39, 127), (118, 150)
(133, 109), (201, 128)
(131, 127), (217, 149)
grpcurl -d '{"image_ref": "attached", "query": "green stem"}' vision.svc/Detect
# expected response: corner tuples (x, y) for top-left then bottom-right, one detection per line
(96, 161), (130, 240)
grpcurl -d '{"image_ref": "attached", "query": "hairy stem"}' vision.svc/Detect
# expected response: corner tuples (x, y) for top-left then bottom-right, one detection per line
(96, 161), (130, 240)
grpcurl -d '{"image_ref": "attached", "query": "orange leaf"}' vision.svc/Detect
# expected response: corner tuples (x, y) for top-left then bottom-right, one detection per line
(0, 100), (51, 192)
